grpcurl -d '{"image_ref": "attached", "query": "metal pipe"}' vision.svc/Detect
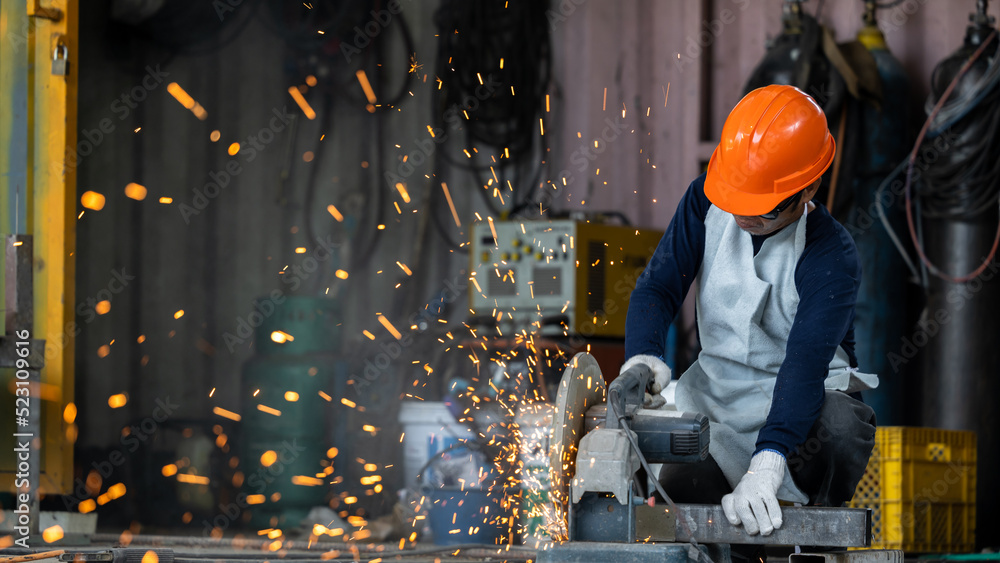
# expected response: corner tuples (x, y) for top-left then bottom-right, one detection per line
(671, 504), (871, 547)
(921, 216), (1000, 545)
(3, 235), (43, 537)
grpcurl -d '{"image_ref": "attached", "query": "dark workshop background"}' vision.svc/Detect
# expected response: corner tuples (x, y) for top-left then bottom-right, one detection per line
(51, 0), (1000, 541)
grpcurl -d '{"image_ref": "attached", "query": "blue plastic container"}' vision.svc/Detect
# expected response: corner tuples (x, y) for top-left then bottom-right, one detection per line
(427, 488), (510, 545)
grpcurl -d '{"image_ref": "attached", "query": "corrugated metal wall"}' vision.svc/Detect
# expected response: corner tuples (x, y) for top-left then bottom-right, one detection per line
(550, 0), (978, 223)
(75, 1), (472, 447)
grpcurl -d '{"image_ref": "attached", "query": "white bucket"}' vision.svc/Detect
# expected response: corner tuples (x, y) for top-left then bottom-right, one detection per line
(398, 401), (475, 490)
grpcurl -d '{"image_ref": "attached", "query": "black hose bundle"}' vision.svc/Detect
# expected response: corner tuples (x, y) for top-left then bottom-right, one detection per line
(899, 24), (1000, 284)
(432, 0), (551, 217)
(433, 0), (550, 159)
(920, 30), (1000, 221)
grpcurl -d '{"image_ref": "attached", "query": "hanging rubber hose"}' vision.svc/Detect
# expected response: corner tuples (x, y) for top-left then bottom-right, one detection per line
(825, 110), (848, 210)
(904, 30), (1000, 283)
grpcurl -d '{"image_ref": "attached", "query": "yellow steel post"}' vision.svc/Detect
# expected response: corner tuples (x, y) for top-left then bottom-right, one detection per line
(1, 0), (77, 495)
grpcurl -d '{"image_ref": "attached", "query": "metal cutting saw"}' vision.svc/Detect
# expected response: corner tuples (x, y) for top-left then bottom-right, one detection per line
(541, 353), (878, 563)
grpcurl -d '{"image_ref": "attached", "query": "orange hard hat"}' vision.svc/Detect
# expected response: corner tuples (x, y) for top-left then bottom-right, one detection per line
(704, 84), (835, 216)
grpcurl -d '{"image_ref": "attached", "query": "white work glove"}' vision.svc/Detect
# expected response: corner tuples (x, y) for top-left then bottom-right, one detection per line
(643, 392), (667, 409)
(620, 354), (672, 394)
(722, 450), (786, 536)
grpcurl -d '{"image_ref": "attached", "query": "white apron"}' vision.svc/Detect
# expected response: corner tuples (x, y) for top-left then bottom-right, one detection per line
(675, 204), (879, 503)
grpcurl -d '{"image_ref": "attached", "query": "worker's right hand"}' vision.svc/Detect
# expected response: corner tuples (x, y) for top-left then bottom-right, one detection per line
(620, 354), (672, 394)
(722, 450), (786, 536)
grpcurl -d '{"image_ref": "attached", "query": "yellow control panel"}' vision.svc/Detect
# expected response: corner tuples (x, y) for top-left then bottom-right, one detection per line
(469, 220), (664, 338)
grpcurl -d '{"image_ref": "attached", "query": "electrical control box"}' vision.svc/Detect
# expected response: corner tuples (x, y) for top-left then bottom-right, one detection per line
(469, 220), (664, 338)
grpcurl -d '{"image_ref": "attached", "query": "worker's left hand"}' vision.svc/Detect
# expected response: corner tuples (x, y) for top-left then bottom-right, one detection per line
(722, 450), (786, 536)
(643, 392), (666, 409)
(620, 354), (671, 394)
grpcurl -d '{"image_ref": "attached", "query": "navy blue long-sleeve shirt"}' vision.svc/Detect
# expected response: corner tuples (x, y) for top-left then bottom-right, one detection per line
(625, 173), (861, 457)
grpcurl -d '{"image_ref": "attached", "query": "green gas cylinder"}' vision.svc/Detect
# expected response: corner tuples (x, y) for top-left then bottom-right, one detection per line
(238, 295), (343, 529)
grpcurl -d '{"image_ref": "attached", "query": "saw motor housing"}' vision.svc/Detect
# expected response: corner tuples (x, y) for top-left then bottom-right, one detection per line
(552, 353), (710, 543)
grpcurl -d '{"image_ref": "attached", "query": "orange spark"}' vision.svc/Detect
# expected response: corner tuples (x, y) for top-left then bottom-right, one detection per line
(287, 86), (317, 120)
(356, 70), (377, 104)
(81, 191), (106, 211)
(213, 407), (242, 421)
(487, 216), (498, 246)
(260, 450), (278, 467)
(125, 183), (147, 201)
(166, 83), (207, 120)
(441, 182), (461, 227)
(271, 330), (294, 343)
(394, 182), (411, 203)
(378, 314), (403, 339)
(257, 404), (282, 416)
(42, 526), (64, 543)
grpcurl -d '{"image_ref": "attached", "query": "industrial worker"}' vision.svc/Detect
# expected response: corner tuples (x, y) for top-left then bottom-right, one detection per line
(621, 84), (878, 542)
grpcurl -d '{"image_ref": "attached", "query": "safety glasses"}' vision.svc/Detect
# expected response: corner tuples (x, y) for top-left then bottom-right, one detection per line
(758, 191), (803, 220)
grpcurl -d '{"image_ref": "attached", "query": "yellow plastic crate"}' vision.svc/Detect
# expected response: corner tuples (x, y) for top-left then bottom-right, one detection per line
(849, 426), (976, 552)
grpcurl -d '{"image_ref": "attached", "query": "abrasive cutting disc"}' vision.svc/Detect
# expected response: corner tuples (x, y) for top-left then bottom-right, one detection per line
(548, 352), (606, 518)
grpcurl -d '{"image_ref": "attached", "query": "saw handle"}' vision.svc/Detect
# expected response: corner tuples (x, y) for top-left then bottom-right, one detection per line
(605, 363), (653, 429)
